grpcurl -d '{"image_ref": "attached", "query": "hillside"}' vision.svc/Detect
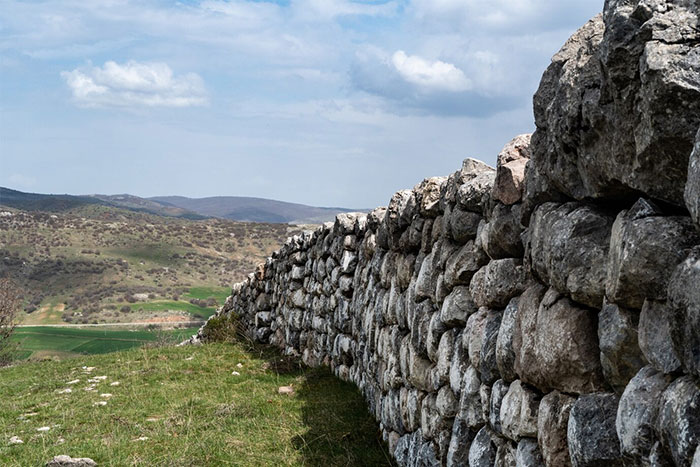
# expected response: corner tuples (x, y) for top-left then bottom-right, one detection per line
(150, 195), (361, 224)
(0, 205), (303, 330)
(0, 342), (392, 466)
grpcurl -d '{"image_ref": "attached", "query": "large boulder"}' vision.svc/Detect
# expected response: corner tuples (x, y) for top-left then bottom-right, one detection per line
(528, 202), (613, 308)
(514, 286), (606, 394)
(638, 300), (681, 374)
(616, 366), (673, 460)
(492, 134), (532, 206)
(606, 199), (699, 309)
(469, 259), (527, 310)
(657, 376), (700, 467)
(538, 390), (575, 467)
(531, 2), (700, 206)
(668, 247), (700, 376)
(567, 393), (623, 467)
(597, 301), (646, 393)
(499, 380), (540, 441)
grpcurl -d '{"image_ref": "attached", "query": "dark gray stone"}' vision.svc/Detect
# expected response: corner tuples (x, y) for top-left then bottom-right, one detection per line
(531, 2), (700, 206)
(480, 309), (503, 386)
(616, 366), (672, 460)
(606, 203), (699, 310)
(451, 207), (482, 244)
(528, 202), (613, 308)
(567, 393), (623, 467)
(468, 426), (499, 467)
(444, 240), (489, 289)
(639, 300), (681, 374)
(482, 203), (524, 260)
(598, 300), (646, 393)
(470, 259), (527, 310)
(668, 247), (700, 377)
(440, 286), (477, 327)
(516, 438), (544, 467)
(657, 376), (700, 467)
(687, 128), (700, 229)
(489, 379), (510, 434)
(496, 297), (520, 383)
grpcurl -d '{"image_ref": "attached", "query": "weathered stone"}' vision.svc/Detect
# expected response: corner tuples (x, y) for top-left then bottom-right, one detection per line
(568, 393), (622, 467)
(496, 297), (520, 382)
(495, 441), (517, 467)
(444, 240), (489, 290)
(466, 308), (488, 370)
(440, 286), (477, 327)
(598, 300), (646, 393)
(657, 376), (700, 467)
(482, 203), (524, 260)
(493, 134), (531, 206)
(500, 380), (540, 441)
(458, 164), (496, 214)
(528, 202), (612, 308)
(459, 366), (486, 429)
(417, 177), (447, 218)
(668, 247), (700, 376)
(606, 203), (699, 309)
(470, 259), (527, 310)
(489, 379), (509, 434)
(515, 286), (605, 394)
(436, 385), (458, 419)
(451, 207), (482, 244)
(480, 309), (503, 386)
(447, 414), (477, 467)
(45, 456), (97, 467)
(616, 366), (672, 460)
(538, 390), (575, 467)
(450, 332), (469, 396)
(469, 426), (499, 467)
(531, 3), (700, 206)
(639, 300), (681, 374)
(516, 438), (544, 467)
(687, 128), (700, 229)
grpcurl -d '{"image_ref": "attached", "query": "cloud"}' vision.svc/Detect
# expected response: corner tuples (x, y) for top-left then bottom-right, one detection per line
(61, 61), (208, 108)
(349, 47), (517, 117)
(391, 50), (471, 92)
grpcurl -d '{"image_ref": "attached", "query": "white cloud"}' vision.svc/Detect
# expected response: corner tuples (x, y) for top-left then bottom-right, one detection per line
(391, 50), (471, 92)
(61, 61), (208, 108)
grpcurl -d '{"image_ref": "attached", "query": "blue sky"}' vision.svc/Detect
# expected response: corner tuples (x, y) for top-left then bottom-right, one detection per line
(0, 0), (601, 208)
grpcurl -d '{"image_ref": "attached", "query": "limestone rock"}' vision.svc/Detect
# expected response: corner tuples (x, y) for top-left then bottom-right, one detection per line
(657, 376), (700, 467)
(616, 366), (672, 460)
(450, 207), (482, 244)
(46, 456), (97, 467)
(687, 128), (700, 229)
(447, 415), (476, 467)
(496, 297), (519, 383)
(444, 241), (489, 289)
(458, 165), (496, 215)
(479, 309), (503, 386)
(440, 286), (477, 327)
(493, 134), (531, 206)
(639, 300), (681, 374)
(531, 2), (700, 205)
(515, 286), (605, 394)
(489, 379), (509, 434)
(528, 202), (612, 308)
(567, 393), (623, 467)
(468, 426), (499, 467)
(481, 203), (524, 260)
(606, 202), (699, 309)
(668, 247), (700, 376)
(516, 438), (544, 467)
(537, 390), (575, 467)
(470, 259), (527, 310)
(597, 300), (646, 393)
(500, 380), (540, 441)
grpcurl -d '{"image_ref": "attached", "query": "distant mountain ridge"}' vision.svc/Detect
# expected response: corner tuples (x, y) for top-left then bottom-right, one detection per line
(0, 187), (361, 224)
(149, 195), (359, 224)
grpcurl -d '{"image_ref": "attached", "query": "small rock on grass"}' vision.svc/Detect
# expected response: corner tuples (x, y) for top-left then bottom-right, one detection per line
(278, 386), (294, 395)
(46, 455), (97, 467)
(9, 436), (23, 445)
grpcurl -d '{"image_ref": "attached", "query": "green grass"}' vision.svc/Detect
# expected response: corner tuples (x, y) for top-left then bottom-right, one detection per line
(0, 343), (394, 466)
(184, 286), (231, 304)
(11, 327), (198, 360)
(132, 301), (217, 319)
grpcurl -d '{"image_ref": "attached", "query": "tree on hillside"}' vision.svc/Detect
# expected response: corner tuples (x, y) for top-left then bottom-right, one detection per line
(0, 277), (20, 366)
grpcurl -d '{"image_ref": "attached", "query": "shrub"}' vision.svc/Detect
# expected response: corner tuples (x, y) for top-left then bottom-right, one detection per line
(0, 278), (20, 366)
(201, 312), (244, 344)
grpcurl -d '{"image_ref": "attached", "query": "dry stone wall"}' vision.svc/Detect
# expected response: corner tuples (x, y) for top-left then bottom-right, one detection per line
(189, 1), (700, 466)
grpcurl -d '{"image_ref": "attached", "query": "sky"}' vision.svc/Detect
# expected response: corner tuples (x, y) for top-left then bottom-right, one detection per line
(0, 0), (601, 209)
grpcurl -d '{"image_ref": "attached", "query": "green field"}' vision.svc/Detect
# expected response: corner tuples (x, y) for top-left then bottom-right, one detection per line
(126, 300), (219, 319)
(0, 342), (393, 466)
(11, 327), (199, 360)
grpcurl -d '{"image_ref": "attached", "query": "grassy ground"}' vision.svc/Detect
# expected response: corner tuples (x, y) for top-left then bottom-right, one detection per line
(11, 327), (199, 361)
(0, 343), (394, 466)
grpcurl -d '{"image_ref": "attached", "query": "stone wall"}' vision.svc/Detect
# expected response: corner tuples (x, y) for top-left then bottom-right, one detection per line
(188, 2), (700, 466)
